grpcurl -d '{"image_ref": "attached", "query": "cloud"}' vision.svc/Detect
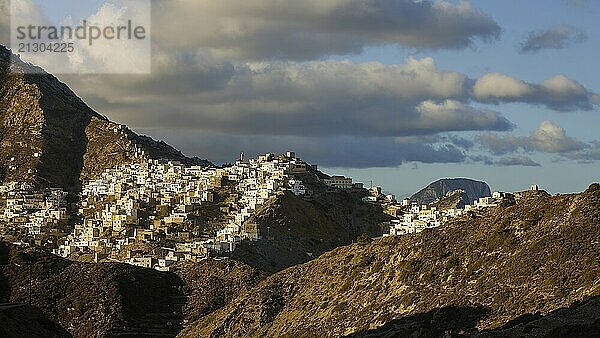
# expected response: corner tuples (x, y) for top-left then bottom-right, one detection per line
(63, 56), (514, 138)
(0, 0), (499, 59)
(396, 134), (474, 150)
(477, 121), (588, 156)
(494, 156), (541, 167)
(473, 73), (597, 111)
(151, 0), (500, 61)
(3, 0), (152, 74)
(470, 154), (541, 167)
(473, 73), (534, 100)
(519, 25), (588, 53)
(54, 49), (599, 167)
(134, 129), (467, 168)
(529, 120), (588, 153)
(0, 0), (7, 44)
(563, 141), (600, 162)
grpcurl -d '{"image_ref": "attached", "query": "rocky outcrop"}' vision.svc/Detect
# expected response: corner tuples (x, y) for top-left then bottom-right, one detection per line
(182, 184), (600, 337)
(411, 178), (491, 206)
(0, 45), (210, 192)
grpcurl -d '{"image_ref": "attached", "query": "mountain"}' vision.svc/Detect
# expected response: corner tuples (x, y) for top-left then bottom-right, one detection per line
(182, 184), (600, 337)
(0, 241), (264, 337)
(0, 46), (210, 192)
(411, 178), (491, 206)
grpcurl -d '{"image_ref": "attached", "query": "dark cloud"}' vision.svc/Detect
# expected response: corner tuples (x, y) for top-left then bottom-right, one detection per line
(137, 129), (466, 168)
(61, 55), (597, 143)
(55, 52), (599, 168)
(563, 141), (600, 163)
(152, 0), (501, 61)
(519, 25), (588, 53)
(64, 57), (514, 139)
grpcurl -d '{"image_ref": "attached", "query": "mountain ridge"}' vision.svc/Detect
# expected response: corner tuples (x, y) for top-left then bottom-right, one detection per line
(0, 45), (211, 192)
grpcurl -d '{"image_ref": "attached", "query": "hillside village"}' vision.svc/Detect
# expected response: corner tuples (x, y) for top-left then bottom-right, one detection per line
(0, 151), (536, 271)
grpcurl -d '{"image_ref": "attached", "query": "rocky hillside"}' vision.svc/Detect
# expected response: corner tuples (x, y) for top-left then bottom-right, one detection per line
(182, 184), (600, 337)
(0, 46), (210, 192)
(411, 178), (491, 206)
(344, 295), (600, 337)
(232, 174), (390, 273)
(429, 189), (470, 210)
(0, 242), (264, 337)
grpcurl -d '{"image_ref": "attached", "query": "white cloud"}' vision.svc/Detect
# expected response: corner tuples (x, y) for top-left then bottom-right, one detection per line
(473, 73), (597, 111)
(65, 2), (151, 74)
(0, 0), (10, 43)
(529, 120), (587, 153)
(5, 0), (150, 74)
(477, 120), (588, 155)
(473, 73), (534, 100)
(494, 156), (541, 167)
(541, 75), (586, 96)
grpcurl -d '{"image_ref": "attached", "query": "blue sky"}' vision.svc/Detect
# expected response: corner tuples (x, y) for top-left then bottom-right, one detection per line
(3, 0), (599, 196)
(325, 0), (600, 196)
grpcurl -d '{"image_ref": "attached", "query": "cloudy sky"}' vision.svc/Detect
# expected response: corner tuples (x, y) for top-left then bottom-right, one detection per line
(2, 0), (600, 196)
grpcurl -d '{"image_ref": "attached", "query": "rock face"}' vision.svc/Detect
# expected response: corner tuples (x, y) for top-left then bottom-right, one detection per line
(411, 178), (491, 206)
(182, 185), (600, 337)
(0, 46), (210, 192)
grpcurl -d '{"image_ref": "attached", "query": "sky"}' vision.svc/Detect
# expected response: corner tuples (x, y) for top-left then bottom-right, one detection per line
(1, 0), (599, 197)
